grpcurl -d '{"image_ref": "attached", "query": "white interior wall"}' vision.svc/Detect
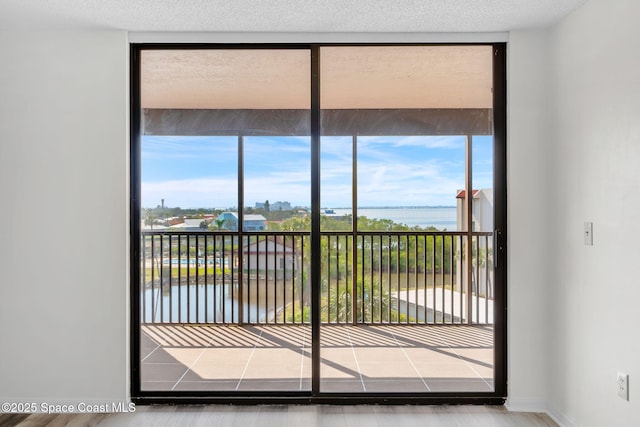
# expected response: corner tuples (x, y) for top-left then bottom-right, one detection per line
(545, 0), (640, 425)
(0, 30), (129, 403)
(505, 29), (552, 412)
(0, 28), (552, 408)
(6, 3), (638, 420)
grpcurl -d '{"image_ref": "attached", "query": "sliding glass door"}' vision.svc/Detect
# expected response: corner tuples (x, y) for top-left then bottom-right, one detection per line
(318, 46), (496, 393)
(131, 43), (506, 402)
(136, 48), (313, 392)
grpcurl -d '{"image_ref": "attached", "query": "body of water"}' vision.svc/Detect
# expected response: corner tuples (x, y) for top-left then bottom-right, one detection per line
(143, 284), (269, 323)
(328, 206), (458, 230)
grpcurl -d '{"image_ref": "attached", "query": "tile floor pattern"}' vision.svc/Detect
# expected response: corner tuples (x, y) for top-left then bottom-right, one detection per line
(141, 324), (494, 393)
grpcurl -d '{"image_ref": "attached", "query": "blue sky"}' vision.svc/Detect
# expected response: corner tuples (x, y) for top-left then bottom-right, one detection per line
(141, 134), (493, 209)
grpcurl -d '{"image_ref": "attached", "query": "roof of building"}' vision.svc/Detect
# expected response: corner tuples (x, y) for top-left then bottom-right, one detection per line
(218, 212), (266, 221)
(244, 236), (294, 251)
(169, 218), (206, 228)
(456, 190), (480, 199)
(141, 222), (168, 230)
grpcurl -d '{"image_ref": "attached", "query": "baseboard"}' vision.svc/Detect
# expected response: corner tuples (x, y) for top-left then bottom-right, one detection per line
(505, 397), (547, 413)
(505, 398), (577, 427)
(546, 404), (578, 427)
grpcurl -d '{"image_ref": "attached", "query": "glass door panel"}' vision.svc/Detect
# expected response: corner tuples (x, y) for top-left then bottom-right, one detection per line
(133, 44), (505, 400)
(319, 45), (495, 393)
(138, 48), (312, 392)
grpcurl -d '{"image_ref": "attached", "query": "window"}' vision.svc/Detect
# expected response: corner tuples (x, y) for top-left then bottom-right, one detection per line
(131, 44), (507, 404)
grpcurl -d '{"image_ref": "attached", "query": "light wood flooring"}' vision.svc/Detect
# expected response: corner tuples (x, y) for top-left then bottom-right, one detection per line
(1, 405), (558, 427)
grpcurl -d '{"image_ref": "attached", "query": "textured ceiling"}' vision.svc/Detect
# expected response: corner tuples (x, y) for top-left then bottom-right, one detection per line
(0, 0), (588, 32)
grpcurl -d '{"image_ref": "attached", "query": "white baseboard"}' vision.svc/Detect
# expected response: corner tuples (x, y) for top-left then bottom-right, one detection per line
(505, 398), (577, 427)
(505, 397), (547, 413)
(546, 404), (578, 427)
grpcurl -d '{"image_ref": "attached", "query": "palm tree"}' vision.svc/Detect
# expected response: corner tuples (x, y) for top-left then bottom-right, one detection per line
(323, 275), (390, 323)
(144, 214), (156, 229)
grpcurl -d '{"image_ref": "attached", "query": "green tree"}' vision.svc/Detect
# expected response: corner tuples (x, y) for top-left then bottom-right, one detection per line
(279, 215), (310, 231)
(144, 214), (156, 229)
(213, 218), (225, 230)
(277, 214), (453, 324)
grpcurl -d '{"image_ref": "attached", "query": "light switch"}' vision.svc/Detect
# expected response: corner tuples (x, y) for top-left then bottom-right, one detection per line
(584, 222), (593, 246)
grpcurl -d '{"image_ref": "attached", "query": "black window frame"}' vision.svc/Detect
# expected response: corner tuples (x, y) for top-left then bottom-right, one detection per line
(130, 42), (507, 405)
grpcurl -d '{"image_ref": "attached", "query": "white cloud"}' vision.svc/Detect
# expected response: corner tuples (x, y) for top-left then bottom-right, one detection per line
(360, 135), (466, 150)
(142, 134), (484, 208)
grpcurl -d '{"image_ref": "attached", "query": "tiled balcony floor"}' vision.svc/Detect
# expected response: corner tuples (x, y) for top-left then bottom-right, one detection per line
(141, 324), (493, 393)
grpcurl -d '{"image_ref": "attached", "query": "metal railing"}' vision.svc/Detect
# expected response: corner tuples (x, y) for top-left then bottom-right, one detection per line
(140, 230), (493, 325)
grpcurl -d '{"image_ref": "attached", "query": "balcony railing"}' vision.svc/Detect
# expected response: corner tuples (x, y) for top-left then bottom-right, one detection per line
(141, 230), (493, 326)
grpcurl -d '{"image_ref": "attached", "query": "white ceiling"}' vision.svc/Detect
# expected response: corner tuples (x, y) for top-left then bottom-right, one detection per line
(0, 0), (588, 32)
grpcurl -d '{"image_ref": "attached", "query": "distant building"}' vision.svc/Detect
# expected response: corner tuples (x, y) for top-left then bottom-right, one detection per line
(456, 189), (493, 232)
(321, 209), (350, 220)
(255, 201), (291, 211)
(271, 201), (291, 211)
(243, 237), (296, 274)
(244, 214), (267, 231)
(169, 218), (207, 231)
(166, 217), (184, 226)
(456, 189), (494, 299)
(216, 212), (266, 231)
(216, 212), (239, 230)
(141, 220), (168, 231)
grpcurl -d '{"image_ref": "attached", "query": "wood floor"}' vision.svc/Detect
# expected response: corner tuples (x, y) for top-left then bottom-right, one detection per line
(0, 405), (558, 427)
(0, 326), (552, 426)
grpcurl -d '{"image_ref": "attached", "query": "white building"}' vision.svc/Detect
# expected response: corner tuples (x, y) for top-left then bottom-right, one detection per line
(255, 201), (291, 210)
(271, 201), (291, 211)
(168, 218), (207, 231)
(456, 188), (494, 300)
(456, 188), (493, 232)
(243, 237), (297, 276)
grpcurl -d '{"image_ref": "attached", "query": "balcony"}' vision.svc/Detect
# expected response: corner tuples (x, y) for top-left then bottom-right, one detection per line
(139, 230), (494, 393)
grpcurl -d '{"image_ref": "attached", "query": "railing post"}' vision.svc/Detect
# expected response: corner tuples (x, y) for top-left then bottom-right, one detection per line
(351, 135), (358, 325)
(237, 135), (244, 325)
(465, 135), (473, 325)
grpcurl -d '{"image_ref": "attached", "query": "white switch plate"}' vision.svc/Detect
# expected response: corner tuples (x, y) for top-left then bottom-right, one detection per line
(617, 372), (629, 401)
(584, 222), (593, 246)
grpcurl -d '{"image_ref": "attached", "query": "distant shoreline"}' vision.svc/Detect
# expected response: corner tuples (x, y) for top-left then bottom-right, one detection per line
(326, 206), (456, 210)
(142, 205), (457, 210)
(329, 206), (457, 230)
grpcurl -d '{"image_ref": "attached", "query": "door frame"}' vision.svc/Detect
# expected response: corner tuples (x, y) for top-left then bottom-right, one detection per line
(129, 42), (507, 405)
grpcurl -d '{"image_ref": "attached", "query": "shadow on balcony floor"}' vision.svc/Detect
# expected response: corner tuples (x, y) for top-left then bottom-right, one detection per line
(140, 324), (493, 393)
